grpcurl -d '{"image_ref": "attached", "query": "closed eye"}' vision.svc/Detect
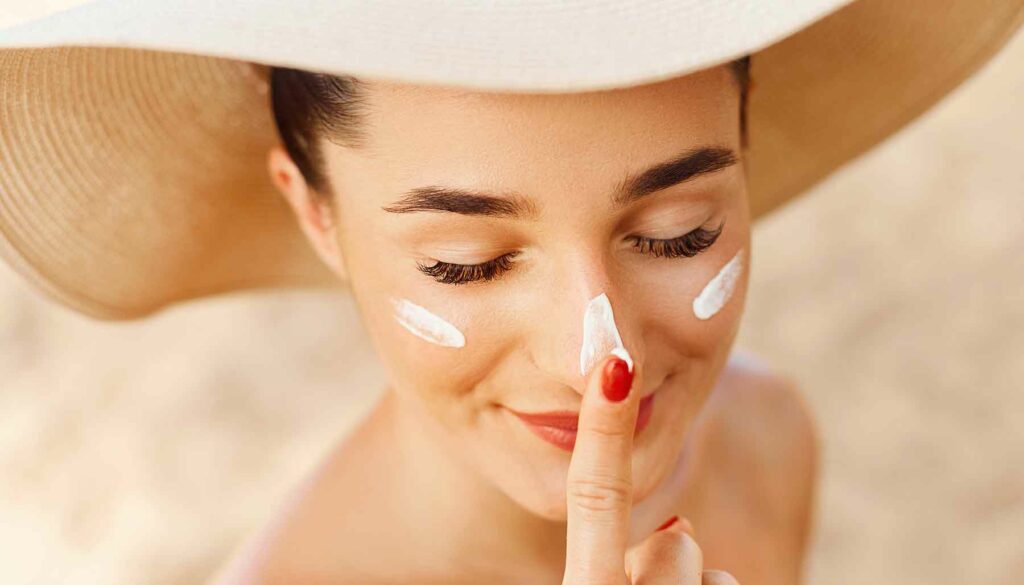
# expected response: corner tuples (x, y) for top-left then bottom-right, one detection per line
(415, 252), (521, 286)
(416, 219), (725, 285)
(627, 220), (724, 258)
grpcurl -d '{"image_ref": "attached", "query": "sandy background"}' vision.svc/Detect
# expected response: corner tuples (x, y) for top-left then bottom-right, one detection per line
(2, 4), (1023, 584)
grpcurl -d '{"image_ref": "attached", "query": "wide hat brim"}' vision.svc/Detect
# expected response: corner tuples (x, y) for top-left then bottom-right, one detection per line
(1, 0), (1022, 320)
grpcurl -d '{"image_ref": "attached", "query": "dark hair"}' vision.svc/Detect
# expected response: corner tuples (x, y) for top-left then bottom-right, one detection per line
(270, 56), (752, 199)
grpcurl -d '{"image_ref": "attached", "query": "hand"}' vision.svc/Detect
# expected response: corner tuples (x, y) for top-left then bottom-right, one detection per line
(562, 352), (740, 585)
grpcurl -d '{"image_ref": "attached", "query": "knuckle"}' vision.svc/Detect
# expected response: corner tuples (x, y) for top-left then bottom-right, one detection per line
(641, 530), (687, 563)
(566, 474), (632, 513)
(627, 530), (704, 583)
(656, 529), (702, 559)
(702, 569), (741, 585)
(680, 531), (703, 562)
(649, 526), (687, 544)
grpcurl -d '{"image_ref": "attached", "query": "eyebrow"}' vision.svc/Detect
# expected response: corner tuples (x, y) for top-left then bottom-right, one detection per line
(380, 146), (738, 219)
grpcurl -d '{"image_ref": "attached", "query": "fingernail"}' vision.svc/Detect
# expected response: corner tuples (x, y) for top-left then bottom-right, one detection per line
(656, 515), (679, 532)
(602, 355), (633, 402)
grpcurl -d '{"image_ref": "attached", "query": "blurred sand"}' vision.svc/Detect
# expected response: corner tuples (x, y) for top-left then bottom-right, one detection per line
(1, 7), (1023, 585)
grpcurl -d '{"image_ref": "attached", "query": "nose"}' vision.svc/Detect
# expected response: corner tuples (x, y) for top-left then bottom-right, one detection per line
(528, 251), (641, 396)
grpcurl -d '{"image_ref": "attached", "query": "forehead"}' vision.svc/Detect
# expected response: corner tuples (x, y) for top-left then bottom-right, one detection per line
(328, 65), (739, 205)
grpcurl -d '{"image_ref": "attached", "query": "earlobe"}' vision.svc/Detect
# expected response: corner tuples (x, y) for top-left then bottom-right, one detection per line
(314, 202), (350, 282)
(267, 145), (297, 207)
(266, 145), (349, 282)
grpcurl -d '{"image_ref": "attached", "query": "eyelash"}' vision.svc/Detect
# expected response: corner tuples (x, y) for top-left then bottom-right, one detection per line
(416, 220), (725, 286)
(416, 252), (521, 285)
(627, 220), (725, 258)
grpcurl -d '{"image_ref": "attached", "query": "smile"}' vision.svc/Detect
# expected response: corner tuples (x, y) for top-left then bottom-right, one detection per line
(508, 392), (656, 452)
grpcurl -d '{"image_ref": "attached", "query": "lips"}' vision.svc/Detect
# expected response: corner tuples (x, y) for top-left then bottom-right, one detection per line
(509, 392), (656, 452)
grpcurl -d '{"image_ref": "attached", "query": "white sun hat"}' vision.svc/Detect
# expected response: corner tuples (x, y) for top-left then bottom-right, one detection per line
(1, 0), (1022, 319)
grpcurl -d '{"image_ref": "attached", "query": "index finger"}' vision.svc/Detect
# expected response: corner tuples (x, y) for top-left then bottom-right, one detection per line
(564, 348), (640, 583)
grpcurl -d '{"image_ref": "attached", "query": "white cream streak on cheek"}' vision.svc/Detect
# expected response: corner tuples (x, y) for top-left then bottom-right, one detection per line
(391, 297), (466, 348)
(579, 292), (634, 377)
(692, 248), (744, 320)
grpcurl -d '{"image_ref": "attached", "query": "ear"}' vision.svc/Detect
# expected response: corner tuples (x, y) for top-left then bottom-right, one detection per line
(266, 145), (348, 281)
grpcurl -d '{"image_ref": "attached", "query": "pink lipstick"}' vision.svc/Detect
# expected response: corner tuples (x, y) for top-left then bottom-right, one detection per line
(509, 392), (656, 452)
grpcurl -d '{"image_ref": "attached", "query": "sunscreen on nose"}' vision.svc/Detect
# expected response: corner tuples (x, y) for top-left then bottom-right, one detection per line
(580, 292), (634, 377)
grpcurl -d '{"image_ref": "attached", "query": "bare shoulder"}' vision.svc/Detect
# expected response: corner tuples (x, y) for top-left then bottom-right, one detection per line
(712, 350), (820, 471)
(206, 405), (391, 585)
(692, 349), (821, 578)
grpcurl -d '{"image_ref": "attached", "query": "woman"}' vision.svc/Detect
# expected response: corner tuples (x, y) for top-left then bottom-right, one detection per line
(208, 59), (818, 585)
(1, 1), (1021, 584)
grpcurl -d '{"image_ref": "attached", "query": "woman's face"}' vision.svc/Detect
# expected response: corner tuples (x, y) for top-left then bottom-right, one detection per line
(272, 63), (750, 521)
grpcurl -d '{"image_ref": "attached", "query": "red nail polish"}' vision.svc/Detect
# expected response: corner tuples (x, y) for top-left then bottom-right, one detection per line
(602, 356), (633, 402)
(656, 515), (679, 531)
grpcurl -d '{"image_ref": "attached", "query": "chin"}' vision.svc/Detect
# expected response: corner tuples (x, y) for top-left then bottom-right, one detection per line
(469, 392), (685, 523)
(489, 448), (676, 524)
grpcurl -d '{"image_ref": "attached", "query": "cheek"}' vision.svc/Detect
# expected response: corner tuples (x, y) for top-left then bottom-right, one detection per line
(636, 242), (749, 360)
(391, 297), (465, 348)
(358, 285), (501, 426)
(692, 248), (744, 321)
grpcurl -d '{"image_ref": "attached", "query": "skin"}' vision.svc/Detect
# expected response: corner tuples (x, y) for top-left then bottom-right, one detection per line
(212, 63), (819, 584)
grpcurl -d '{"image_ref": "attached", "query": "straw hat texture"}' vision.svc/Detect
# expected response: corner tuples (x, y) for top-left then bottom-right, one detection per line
(1, 0), (1022, 319)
